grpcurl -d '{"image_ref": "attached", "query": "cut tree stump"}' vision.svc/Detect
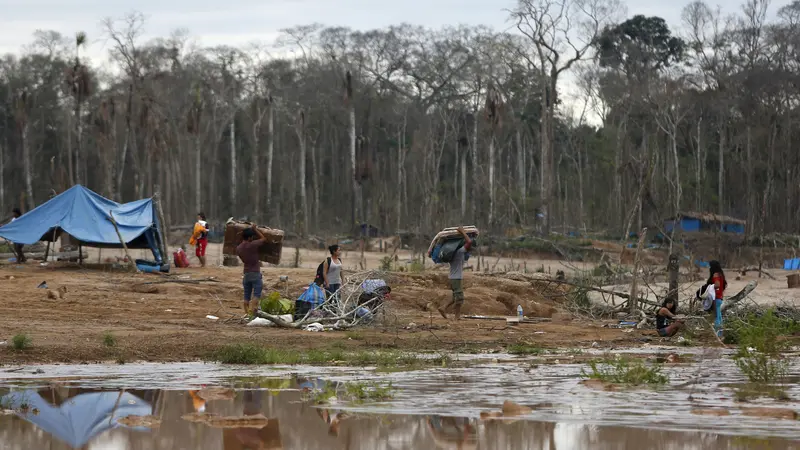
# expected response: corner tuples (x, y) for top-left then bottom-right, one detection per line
(788, 274), (800, 289)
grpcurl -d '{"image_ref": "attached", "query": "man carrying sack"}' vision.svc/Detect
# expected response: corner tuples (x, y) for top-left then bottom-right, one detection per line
(237, 224), (268, 317)
(438, 227), (472, 320)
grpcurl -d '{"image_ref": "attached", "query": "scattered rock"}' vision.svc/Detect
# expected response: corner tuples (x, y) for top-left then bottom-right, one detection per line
(741, 407), (798, 420)
(46, 290), (58, 300)
(116, 415), (161, 428)
(691, 408), (730, 416)
(131, 284), (161, 294)
(502, 400), (532, 416)
(197, 387), (236, 401)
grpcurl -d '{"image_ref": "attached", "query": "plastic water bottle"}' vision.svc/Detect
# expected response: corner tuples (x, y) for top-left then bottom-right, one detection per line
(517, 305), (523, 320)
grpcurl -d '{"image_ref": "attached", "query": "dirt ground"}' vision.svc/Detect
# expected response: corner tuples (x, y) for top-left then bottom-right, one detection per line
(0, 245), (654, 364)
(2, 241), (792, 365)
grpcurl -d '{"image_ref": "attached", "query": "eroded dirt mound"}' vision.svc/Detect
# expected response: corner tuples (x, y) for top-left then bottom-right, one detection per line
(389, 272), (565, 317)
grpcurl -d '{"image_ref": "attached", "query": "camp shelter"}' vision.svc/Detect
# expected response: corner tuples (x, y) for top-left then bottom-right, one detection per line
(0, 389), (152, 448)
(664, 211), (746, 234)
(0, 185), (167, 263)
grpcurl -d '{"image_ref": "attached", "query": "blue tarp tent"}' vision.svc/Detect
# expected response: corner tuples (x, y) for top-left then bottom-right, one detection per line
(0, 185), (165, 263)
(0, 390), (152, 448)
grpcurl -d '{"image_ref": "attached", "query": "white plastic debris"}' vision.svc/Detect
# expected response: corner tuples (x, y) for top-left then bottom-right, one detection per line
(247, 315), (293, 327)
(206, 315), (219, 320)
(304, 323), (324, 332)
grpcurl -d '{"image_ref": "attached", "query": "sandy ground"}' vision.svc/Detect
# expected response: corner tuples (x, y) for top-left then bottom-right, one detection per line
(1, 241), (792, 365)
(0, 245), (650, 364)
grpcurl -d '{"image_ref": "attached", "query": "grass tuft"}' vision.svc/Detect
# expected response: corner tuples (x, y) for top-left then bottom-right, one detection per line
(582, 355), (667, 386)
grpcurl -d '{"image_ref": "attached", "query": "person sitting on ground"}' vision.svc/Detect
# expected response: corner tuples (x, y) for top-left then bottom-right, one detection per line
(656, 298), (684, 337)
(237, 224), (267, 317)
(438, 226), (472, 320)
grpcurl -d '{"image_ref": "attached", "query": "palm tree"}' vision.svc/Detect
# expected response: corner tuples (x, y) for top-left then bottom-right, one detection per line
(64, 31), (91, 184)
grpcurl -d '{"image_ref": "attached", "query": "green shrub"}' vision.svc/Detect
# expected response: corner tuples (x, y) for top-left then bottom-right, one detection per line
(582, 356), (668, 385)
(11, 334), (31, 351)
(729, 309), (793, 383)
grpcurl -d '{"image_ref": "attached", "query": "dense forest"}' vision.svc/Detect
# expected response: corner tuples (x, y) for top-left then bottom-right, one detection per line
(0, 0), (797, 239)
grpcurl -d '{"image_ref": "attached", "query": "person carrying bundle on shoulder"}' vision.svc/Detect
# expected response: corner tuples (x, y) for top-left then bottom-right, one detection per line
(437, 227), (472, 320)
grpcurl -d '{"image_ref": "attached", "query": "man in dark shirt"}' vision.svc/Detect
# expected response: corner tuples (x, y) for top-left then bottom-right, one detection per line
(237, 224), (267, 317)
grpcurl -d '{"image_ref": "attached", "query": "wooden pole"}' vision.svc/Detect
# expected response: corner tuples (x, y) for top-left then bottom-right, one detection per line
(628, 227), (648, 315)
(108, 210), (138, 272)
(44, 241), (51, 262)
(78, 244), (83, 265)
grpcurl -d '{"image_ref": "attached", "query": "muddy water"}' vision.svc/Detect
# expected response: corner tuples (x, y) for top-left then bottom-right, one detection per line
(0, 351), (798, 449)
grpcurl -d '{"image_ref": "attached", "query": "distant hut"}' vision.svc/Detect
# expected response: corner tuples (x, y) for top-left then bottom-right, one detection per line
(664, 211), (745, 234)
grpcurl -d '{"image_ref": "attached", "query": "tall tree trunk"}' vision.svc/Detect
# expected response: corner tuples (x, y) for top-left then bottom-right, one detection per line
(311, 141), (320, 228)
(116, 84), (134, 200)
(21, 125), (34, 210)
(516, 129), (526, 220)
(0, 136), (5, 213)
(471, 109), (478, 222)
(75, 101), (83, 184)
(296, 113), (308, 236)
(266, 103), (274, 209)
(396, 129), (404, 232)
(671, 125), (681, 215)
(540, 81), (555, 235)
(488, 132), (495, 226)
(229, 118), (237, 215)
(460, 152), (467, 221)
(67, 113), (74, 185)
(252, 124), (261, 221)
(745, 125), (753, 230)
(349, 105), (358, 227)
(194, 133), (201, 213)
(695, 117), (702, 211)
(718, 122), (725, 217)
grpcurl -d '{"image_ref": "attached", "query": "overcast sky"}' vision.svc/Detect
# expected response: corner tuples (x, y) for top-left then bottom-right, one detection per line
(1, 0), (751, 61)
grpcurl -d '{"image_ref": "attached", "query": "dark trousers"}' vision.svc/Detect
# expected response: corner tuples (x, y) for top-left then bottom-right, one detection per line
(13, 243), (25, 262)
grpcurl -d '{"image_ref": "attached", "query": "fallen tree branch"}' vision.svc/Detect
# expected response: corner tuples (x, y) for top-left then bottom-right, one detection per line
(720, 280), (758, 313)
(739, 266), (775, 280)
(518, 276), (662, 308)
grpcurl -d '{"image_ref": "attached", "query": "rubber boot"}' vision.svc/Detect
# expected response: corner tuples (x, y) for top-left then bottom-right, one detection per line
(437, 298), (454, 319)
(453, 303), (462, 321)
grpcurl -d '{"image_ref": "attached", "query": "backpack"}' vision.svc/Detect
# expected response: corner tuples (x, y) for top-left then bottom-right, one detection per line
(314, 257), (332, 285)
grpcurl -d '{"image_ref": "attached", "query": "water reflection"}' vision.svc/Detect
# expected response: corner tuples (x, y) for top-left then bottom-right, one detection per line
(0, 379), (796, 450)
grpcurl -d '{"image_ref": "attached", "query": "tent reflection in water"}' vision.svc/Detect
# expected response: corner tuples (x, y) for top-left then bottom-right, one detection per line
(0, 185), (169, 270)
(0, 389), (152, 448)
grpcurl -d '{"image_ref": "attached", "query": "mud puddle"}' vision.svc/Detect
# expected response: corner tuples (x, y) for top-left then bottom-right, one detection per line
(0, 353), (798, 449)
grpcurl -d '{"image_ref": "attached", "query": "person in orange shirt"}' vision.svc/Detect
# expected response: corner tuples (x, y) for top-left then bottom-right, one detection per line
(189, 212), (209, 267)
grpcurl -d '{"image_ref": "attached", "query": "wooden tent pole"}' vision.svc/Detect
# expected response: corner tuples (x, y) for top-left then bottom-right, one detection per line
(108, 211), (138, 272)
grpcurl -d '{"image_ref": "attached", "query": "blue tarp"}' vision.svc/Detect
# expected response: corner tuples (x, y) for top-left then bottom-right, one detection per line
(0, 185), (164, 262)
(1, 390), (152, 448)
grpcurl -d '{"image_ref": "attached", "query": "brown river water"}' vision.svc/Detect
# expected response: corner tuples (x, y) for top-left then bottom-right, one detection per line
(0, 349), (798, 449)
